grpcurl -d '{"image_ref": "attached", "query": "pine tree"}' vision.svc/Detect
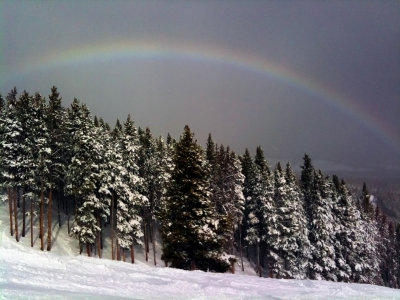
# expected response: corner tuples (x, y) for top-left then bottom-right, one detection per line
(0, 88), (22, 241)
(357, 207), (381, 285)
(221, 149), (245, 249)
(113, 115), (146, 262)
(375, 209), (397, 287)
(240, 149), (260, 271)
(66, 100), (109, 256)
(254, 147), (277, 277)
(224, 150), (245, 271)
(150, 136), (174, 265)
(333, 178), (375, 283)
(157, 134), (175, 263)
(384, 222), (397, 287)
(300, 154), (314, 223)
(207, 143), (245, 270)
(272, 163), (310, 279)
(240, 149), (254, 241)
(47, 86), (68, 236)
(30, 93), (52, 251)
(395, 224), (400, 288)
(329, 175), (352, 282)
(137, 127), (158, 261)
(161, 125), (229, 272)
(308, 171), (337, 280)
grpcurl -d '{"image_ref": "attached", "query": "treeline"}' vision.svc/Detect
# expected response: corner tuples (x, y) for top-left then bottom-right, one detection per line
(1, 87), (399, 288)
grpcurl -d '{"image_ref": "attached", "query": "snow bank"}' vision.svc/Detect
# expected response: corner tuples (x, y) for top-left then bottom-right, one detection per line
(1, 203), (400, 299)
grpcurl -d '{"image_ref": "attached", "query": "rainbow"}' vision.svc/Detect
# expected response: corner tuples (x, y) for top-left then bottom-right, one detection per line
(6, 39), (400, 152)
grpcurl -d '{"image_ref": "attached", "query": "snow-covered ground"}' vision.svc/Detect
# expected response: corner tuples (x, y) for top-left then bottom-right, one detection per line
(1, 202), (400, 299)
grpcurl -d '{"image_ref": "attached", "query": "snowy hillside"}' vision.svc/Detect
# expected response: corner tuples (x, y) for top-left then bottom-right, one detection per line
(1, 203), (400, 299)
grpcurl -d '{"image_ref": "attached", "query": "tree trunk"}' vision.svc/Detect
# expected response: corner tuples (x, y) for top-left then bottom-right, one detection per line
(97, 216), (102, 258)
(122, 249), (126, 262)
(111, 193), (115, 260)
(57, 189), (61, 227)
(191, 260), (197, 271)
(22, 194), (26, 237)
(8, 188), (13, 236)
(86, 243), (91, 257)
(67, 198), (70, 235)
(116, 240), (121, 261)
(100, 226), (103, 250)
(40, 182), (44, 251)
(239, 222), (244, 272)
(13, 189), (19, 242)
(144, 221), (149, 262)
(94, 238), (97, 256)
(130, 244), (135, 264)
(152, 220), (156, 266)
(47, 190), (53, 251)
(257, 240), (261, 277)
(30, 197), (34, 247)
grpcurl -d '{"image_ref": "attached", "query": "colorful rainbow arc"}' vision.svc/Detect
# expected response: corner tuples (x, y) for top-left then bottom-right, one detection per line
(6, 40), (400, 152)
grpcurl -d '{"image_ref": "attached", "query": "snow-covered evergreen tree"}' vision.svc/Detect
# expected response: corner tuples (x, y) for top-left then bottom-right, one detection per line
(254, 147), (277, 277)
(66, 100), (109, 256)
(222, 149), (245, 254)
(46, 86), (69, 232)
(161, 125), (229, 272)
(27, 92), (52, 250)
(0, 88), (23, 241)
(241, 147), (277, 277)
(333, 178), (376, 283)
(272, 163), (310, 279)
(208, 144), (245, 256)
(307, 171), (337, 281)
(112, 116), (146, 261)
(157, 134), (175, 252)
(395, 224), (400, 288)
(240, 148), (261, 273)
(150, 136), (174, 264)
(300, 154), (314, 224)
(375, 208), (397, 287)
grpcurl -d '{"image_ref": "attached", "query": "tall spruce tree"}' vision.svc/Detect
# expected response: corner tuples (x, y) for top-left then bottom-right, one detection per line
(272, 163), (310, 279)
(308, 171), (337, 280)
(334, 179), (369, 283)
(254, 147), (277, 277)
(161, 125), (229, 272)
(0, 88), (22, 242)
(241, 149), (261, 273)
(395, 224), (400, 288)
(222, 149), (245, 254)
(114, 116), (147, 262)
(330, 175), (353, 282)
(137, 127), (160, 261)
(47, 86), (68, 233)
(240, 148), (255, 252)
(66, 100), (109, 256)
(356, 189), (381, 285)
(300, 154), (314, 223)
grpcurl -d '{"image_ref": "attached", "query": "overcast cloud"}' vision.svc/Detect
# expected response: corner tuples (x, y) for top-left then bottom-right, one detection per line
(1, 0), (399, 178)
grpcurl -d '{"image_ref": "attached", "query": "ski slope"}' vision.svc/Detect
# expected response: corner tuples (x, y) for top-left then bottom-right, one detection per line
(1, 202), (400, 299)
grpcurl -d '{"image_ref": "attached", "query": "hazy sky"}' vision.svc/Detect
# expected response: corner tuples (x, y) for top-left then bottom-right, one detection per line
(1, 1), (399, 178)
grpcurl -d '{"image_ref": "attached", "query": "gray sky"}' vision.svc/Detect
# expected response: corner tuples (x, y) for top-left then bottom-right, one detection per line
(1, 1), (399, 178)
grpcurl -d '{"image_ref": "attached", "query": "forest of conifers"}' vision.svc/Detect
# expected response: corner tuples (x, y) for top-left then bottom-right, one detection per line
(1, 86), (400, 288)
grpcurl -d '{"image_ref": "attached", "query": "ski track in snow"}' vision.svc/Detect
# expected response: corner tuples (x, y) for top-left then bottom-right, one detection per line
(1, 203), (400, 299)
